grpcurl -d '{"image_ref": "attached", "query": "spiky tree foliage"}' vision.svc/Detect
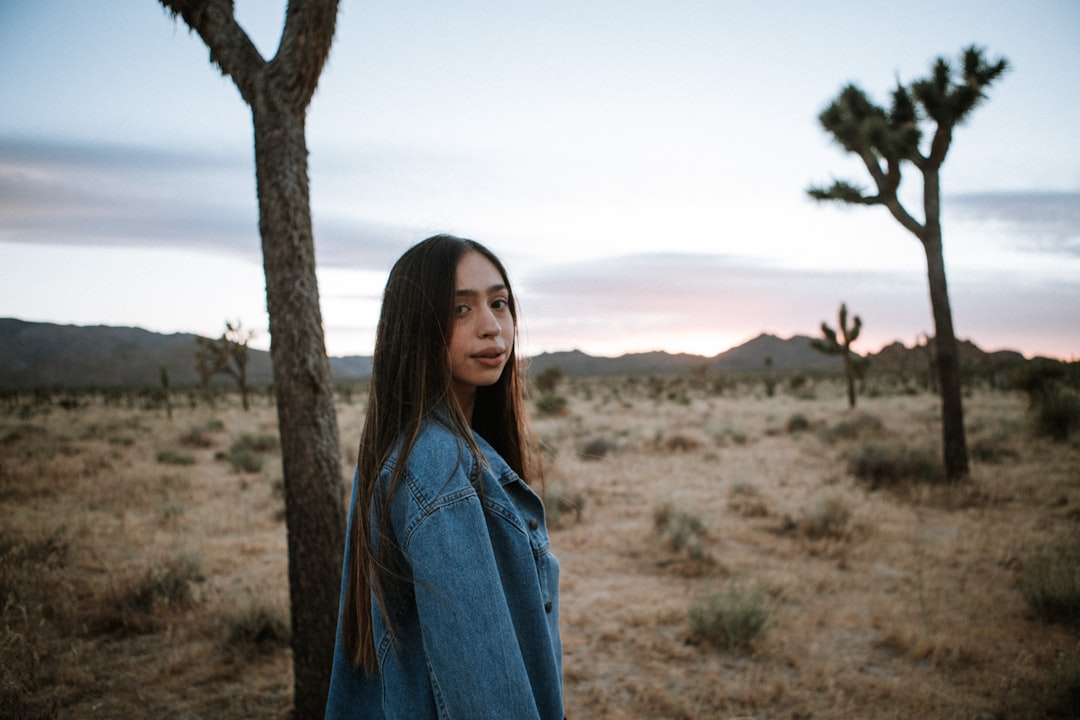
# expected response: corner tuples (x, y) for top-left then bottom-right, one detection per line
(810, 303), (863, 409)
(158, 2), (345, 716)
(808, 45), (1008, 481)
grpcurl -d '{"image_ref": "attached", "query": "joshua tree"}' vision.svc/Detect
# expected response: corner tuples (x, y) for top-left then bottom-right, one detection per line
(158, 2), (345, 716)
(195, 320), (255, 410)
(807, 45), (1008, 481)
(810, 303), (862, 409)
(160, 363), (173, 419)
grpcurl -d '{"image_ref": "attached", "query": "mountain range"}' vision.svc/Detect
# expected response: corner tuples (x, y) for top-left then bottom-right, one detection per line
(0, 317), (1029, 391)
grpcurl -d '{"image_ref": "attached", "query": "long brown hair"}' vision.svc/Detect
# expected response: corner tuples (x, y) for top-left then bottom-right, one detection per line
(343, 234), (540, 672)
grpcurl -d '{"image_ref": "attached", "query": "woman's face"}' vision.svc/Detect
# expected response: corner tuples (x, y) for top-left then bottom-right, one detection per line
(447, 251), (515, 412)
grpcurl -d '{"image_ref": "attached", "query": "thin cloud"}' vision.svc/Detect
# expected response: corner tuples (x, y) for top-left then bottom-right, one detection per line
(518, 252), (1078, 358)
(948, 191), (1080, 257)
(0, 137), (429, 271)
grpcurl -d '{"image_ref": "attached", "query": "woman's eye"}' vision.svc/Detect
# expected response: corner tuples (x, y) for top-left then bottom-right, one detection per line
(454, 304), (470, 316)
(491, 298), (508, 310)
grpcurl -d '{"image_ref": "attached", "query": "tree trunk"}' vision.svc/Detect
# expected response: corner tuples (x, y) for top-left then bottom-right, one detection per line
(842, 349), (856, 409)
(922, 169), (969, 481)
(252, 99), (346, 719)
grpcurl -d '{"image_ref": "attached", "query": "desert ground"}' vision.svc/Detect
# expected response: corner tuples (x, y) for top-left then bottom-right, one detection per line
(2, 371), (1078, 719)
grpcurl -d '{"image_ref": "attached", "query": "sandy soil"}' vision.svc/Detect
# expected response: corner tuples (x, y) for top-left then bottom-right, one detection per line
(1, 375), (1077, 719)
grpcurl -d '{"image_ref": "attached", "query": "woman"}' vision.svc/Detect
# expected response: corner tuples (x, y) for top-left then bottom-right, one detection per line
(325, 235), (564, 719)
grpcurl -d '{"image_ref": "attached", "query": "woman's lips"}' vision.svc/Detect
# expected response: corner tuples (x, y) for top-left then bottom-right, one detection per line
(473, 348), (506, 367)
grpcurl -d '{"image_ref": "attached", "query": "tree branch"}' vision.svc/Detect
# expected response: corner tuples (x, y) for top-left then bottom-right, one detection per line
(159, 0), (265, 104)
(882, 196), (924, 239)
(272, 0), (341, 109)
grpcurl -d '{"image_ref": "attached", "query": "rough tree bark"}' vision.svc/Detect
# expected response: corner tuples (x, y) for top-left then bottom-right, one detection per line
(158, 2), (345, 717)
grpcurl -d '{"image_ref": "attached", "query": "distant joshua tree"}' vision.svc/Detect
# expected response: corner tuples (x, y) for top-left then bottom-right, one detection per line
(810, 303), (863, 409)
(195, 321), (254, 411)
(807, 45), (1008, 481)
(160, 363), (173, 420)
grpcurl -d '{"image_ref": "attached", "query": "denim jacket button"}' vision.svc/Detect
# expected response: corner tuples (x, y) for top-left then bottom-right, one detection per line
(529, 518), (539, 531)
(544, 601), (553, 613)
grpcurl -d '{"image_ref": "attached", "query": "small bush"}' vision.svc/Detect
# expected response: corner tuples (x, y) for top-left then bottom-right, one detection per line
(1019, 546), (1080, 626)
(544, 485), (585, 528)
(533, 366), (565, 395)
(534, 393), (568, 417)
(688, 583), (768, 651)
(156, 449), (196, 466)
(969, 433), (1021, 463)
(231, 433), (279, 454)
(154, 553), (203, 605)
(228, 447), (263, 473)
(228, 433), (279, 473)
(179, 425), (216, 448)
(801, 495), (851, 539)
(818, 412), (884, 443)
(1033, 388), (1080, 442)
(848, 440), (944, 489)
(786, 413), (811, 434)
(727, 482), (768, 518)
(89, 554), (203, 635)
(654, 501), (707, 559)
(579, 436), (616, 460)
(224, 599), (291, 655)
(659, 431), (703, 452)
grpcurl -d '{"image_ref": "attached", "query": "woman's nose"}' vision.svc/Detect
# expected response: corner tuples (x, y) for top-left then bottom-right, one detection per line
(479, 307), (501, 336)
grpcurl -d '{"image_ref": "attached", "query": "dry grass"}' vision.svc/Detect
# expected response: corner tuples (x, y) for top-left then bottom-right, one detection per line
(2, 376), (1079, 718)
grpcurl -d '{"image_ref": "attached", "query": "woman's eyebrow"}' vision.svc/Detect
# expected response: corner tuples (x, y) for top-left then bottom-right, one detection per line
(455, 284), (508, 297)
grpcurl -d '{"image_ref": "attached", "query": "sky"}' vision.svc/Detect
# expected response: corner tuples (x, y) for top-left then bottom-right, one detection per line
(1, 1), (1078, 361)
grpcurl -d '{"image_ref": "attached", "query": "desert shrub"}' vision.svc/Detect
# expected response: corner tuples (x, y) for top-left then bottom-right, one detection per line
(534, 393), (568, 417)
(1019, 545), (1080, 626)
(153, 553), (203, 605)
(179, 424), (217, 448)
(579, 436), (616, 460)
(232, 433), (279, 453)
(156, 448), (196, 466)
(0, 526), (69, 569)
(727, 482), (768, 518)
(658, 431), (703, 452)
(818, 412), (883, 443)
(968, 432), (1020, 463)
(223, 598), (291, 654)
(160, 502), (187, 523)
(722, 426), (749, 445)
(1032, 387), (1080, 442)
(228, 433), (279, 473)
(544, 484), (585, 528)
(89, 554), (202, 635)
(786, 413), (811, 433)
(533, 366), (565, 395)
(0, 422), (47, 446)
(654, 501), (707, 559)
(688, 582), (768, 651)
(801, 495), (851, 539)
(848, 440), (944, 489)
(228, 447), (263, 473)
(1010, 357), (1070, 405)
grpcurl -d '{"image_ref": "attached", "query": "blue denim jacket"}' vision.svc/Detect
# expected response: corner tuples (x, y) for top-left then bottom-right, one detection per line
(325, 419), (564, 720)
